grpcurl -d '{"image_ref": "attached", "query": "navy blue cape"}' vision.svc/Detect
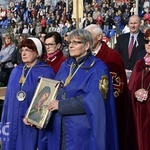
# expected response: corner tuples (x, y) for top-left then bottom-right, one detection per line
(0, 61), (55, 150)
(46, 56), (118, 150)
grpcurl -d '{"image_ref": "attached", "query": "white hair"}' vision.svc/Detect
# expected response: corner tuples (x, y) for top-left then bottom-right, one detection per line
(85, 24), (103, 36)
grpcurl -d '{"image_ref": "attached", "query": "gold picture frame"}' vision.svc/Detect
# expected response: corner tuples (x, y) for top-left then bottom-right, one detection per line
(25, 77), (60, 128)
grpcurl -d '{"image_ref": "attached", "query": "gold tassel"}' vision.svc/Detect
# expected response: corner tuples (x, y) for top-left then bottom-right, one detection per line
(19, 75), (25, 84)
(64, 75), (72, 86)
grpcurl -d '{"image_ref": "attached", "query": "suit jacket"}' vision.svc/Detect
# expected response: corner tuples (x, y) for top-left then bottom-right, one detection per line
(115, 31), (146, 70)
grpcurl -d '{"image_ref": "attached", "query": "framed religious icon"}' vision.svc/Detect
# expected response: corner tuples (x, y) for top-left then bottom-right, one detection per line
(25, 77), (60, 128)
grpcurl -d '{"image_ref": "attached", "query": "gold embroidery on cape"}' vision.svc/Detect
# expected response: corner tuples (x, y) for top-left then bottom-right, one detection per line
(110, 72), (124, 97)
(99, 75), (109, 100)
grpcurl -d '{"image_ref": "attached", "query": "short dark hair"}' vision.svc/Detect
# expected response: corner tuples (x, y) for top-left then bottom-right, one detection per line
(45, 32), (62, 45)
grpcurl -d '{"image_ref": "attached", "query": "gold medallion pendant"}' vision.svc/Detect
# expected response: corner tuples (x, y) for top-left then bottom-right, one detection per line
(64, 62), (84, 86)
(64, 75), (72, 86)
(19, 75), (25, 84)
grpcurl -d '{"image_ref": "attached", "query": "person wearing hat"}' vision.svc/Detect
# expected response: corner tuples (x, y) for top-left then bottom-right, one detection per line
(0, 37), (55, 150)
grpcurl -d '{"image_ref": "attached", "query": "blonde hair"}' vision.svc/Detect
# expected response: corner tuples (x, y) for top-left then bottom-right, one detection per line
(4, 34), (13, 44)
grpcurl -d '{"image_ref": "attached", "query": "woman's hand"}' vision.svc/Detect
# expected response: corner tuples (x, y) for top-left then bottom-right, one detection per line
(48, 100), (59, 111)
(36, 125), (42, 129)
(23, 118), (33, 127)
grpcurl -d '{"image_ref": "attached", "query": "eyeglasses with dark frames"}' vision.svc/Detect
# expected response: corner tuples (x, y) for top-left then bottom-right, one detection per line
(144, 39), (150, 44)
(45, 43), (56, 47)
(40, 36), (46, 38)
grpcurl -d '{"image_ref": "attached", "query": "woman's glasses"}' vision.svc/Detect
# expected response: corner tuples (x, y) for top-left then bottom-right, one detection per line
(19, 49), (34, 53)
(68, 41), (83, 46)
(144, 39), (150, 44)
(44, 43), (56, 48)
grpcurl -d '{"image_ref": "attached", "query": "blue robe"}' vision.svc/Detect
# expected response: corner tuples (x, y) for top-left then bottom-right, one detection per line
(0, 61), (55, 150)
(46, 56), (118, 150)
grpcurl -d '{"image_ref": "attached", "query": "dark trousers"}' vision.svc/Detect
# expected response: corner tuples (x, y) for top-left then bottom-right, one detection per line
(1, 67), (13, 86)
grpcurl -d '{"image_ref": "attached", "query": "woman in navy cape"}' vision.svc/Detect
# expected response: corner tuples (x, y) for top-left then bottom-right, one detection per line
(0, 38), (55, 150)
(46, 29), (118, 150)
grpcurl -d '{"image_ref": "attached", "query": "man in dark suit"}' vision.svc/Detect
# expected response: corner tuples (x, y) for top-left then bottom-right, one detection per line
(115, 15), (146, 71)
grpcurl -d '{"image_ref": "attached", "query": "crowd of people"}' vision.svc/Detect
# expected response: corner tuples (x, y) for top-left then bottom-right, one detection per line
(0, 0), (149, 39)
(0, 0), (149, 150)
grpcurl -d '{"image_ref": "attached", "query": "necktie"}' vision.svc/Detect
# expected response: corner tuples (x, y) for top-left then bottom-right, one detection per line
(128, 35), (134, 58)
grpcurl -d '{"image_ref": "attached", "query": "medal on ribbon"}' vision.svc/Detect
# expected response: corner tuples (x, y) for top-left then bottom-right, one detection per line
(17, 65), (33, 101)
(17, 91), (26, 101)
(64, 62), (84, 86)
